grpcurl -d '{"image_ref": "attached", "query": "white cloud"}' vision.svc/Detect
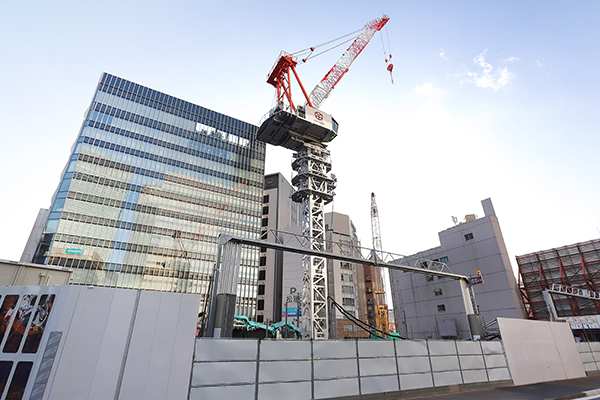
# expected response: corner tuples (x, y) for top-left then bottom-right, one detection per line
(505, 56), (519, 62)
(536, 60), (543, 67)
(413, 82), (444, 101)
(463, 50), (514, 91)
(439, 49), (447, 60)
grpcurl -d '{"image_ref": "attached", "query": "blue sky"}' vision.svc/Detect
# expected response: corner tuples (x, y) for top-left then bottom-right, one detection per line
(1, 1), (599, 278)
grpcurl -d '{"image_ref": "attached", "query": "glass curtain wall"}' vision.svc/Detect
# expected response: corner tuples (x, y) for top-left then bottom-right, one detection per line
(33, 73), (265, 315)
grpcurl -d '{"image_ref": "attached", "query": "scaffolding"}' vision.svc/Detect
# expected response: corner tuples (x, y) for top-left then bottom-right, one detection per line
(517, 238), (600, 320)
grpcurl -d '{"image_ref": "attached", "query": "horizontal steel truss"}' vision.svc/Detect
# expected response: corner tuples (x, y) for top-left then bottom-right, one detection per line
(211, 230), (479, 339)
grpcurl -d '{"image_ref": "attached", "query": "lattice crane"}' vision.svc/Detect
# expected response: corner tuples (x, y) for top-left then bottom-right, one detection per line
(371, 192), (389, 334)
(257, 15), (390, 340)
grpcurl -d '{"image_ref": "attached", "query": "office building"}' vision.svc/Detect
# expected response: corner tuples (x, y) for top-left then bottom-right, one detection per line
(390, 198), (526, 339)
(23, 73), (265, 315)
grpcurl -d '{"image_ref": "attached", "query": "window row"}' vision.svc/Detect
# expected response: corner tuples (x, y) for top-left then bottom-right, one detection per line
(99, 74), (256, 142)
(90, 103), (263, 168)
(81, 132), (263, 190)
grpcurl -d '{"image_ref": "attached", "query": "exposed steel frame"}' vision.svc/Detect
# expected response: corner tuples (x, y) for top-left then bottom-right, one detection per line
(517, 239), (600, 320)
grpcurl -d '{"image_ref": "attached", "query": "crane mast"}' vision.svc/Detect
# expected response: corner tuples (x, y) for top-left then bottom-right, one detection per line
(257, 16), (389, 340)
(371, 192), (389, 334)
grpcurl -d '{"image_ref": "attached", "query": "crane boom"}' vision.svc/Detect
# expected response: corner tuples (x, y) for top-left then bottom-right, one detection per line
(309, 15), (390, 109)
(371, 192), (389, 334)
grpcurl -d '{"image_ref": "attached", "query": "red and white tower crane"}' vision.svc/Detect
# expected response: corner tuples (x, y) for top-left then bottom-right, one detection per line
(257, 15), (390, 340)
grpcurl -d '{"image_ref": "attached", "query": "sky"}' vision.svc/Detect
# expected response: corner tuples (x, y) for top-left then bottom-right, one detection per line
(1, 1), (599, 279)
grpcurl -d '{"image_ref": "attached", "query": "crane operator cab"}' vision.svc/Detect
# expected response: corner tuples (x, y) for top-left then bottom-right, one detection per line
(256, 104), (338, 151)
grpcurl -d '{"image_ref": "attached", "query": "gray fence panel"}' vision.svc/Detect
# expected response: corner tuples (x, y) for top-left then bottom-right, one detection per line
(360, 357), (397, 376)
(487, 367), (511, 381)
(259, 360), (311, 383)
(484, 354), (508, 368)
(361, 375), (399, 394)
(192, 361), (256, 386)
(433, 371), (463, 386)
(462, 369), (489, 384)
(313, 340), (356, 359)
(459, 355), (486, 369)
(314, 359), (357, 380)
(258, 381), (311, 399)
(457, 341), (483, 355)
(396, 340), (428, 356)
(358, 340), (395, 357)
(195, 338), (257, 361)
(431, 355), (460, 372)
(314, 377), (359, 399)
(428, 340), (458, 356)
(189, 384), (254, 400)
(397, 356), (431, 374)
(260, 340), (311, 360)
(399, 372), (434, 390)
(481, 341), (504, 355)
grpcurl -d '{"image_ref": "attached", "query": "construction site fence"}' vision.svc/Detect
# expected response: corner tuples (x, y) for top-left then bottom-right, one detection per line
(190, 338), (511, 400)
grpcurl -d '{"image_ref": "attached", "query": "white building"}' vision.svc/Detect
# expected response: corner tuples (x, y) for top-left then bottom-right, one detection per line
(390, 198), (526, 339)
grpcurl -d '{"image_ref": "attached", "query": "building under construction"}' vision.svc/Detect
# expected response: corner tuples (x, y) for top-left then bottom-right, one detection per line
(517, 238), (600, 320)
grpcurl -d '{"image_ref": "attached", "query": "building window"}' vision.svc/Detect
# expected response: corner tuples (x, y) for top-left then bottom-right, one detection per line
(258, 285), (265, 295)
(257, 300), (264, 310)
(258, 270), (266, 280)
(262, 218), (268, 227)
(464, 233), (474, 241)
(437, 304), (446, 312)
(426, 275), (434, 282)
(260, 246), (267, 253)
(259, 256), (266, 266)
(440, 256), (449, 263)
(342, 298), (355, 306)
(343, 324), (355, 332)
(256, 315), (264, 323)
(263, 206), (269, 215)
(434, 289), (443, 296)
(263, 195), (269, 203)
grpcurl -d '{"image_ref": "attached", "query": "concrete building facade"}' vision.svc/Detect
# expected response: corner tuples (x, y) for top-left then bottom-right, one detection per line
(257, 173), (301, 324)
(390, 198), (526, 339)
(324, 212), (369, 339)
(22, 73), (265, 316)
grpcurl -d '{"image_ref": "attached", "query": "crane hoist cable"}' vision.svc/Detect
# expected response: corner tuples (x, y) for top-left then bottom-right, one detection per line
(291, 27), (365, 61)
(380, 25), (394, 83)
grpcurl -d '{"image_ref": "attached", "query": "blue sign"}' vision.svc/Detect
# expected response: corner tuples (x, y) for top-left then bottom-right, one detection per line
(282, 307), (301, 317)
(65, 248), (83, 255)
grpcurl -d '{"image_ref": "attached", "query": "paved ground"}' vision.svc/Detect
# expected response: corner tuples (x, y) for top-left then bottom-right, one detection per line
(409, 374), (600, 400)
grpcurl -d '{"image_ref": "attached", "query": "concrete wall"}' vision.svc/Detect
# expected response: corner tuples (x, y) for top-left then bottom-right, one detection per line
(191, 338), (511, 400)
